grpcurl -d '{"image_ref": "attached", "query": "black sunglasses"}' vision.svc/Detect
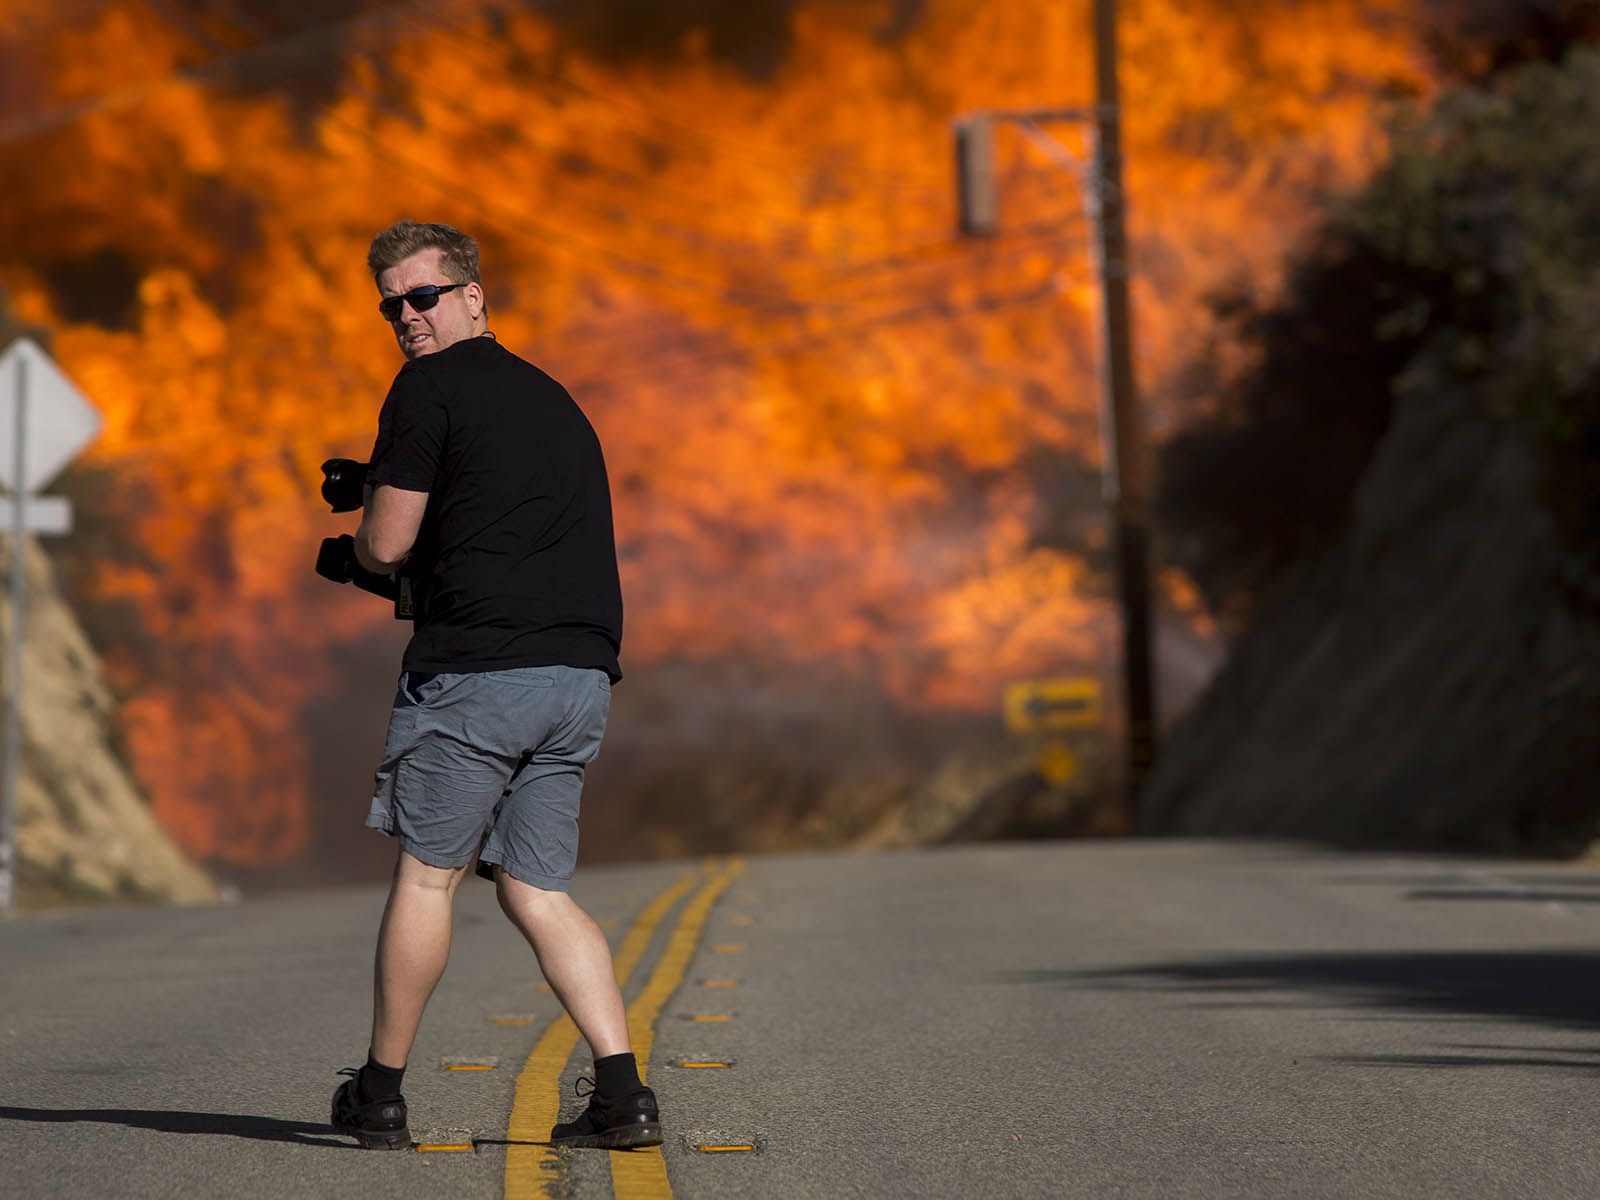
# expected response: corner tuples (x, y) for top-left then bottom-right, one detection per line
(379, 283), (466, 321)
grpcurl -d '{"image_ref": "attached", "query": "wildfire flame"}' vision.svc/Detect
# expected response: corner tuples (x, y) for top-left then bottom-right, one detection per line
(0, 0), (1436, 867)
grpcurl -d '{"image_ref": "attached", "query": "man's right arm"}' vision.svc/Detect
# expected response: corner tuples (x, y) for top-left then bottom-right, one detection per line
(355, 484), (428, 573)
(363, 367), (447, 568)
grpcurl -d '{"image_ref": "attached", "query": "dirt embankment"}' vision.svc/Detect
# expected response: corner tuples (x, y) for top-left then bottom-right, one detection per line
(1140, 378), (1600, 851)
(2, 537), (217, 910)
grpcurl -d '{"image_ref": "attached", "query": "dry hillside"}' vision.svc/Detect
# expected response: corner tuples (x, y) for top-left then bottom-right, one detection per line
(1, 536), (216, 911)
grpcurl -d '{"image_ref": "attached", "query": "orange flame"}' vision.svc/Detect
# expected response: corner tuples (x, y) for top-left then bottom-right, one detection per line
(0, 0), (1437, 866)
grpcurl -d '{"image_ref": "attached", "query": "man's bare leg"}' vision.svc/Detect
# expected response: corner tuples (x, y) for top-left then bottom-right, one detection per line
(495, 869), (630, 1058)
(370, 850), (472, 1067)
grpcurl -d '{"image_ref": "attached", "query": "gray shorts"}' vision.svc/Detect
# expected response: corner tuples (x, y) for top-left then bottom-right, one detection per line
(366, 665), (612, 891)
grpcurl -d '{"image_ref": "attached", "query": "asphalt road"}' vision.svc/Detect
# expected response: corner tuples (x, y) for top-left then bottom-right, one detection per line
(6, 840), (1600, 1198)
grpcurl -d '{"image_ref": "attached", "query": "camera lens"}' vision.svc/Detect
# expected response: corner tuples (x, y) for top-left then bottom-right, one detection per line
(321, 458), (370, 513)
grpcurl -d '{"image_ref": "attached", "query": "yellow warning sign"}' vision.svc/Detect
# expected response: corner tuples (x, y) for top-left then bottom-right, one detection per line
(1036, 742), (1079, 786)
(1003, 678), (1102, 733)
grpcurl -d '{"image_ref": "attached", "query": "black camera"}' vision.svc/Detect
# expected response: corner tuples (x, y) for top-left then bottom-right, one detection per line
(315, 533), (414, 619)
(314, 458), (414, 619)
(320, 457), (369, 513)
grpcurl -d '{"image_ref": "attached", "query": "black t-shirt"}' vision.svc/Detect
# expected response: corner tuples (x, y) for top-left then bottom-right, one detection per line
(366, 335), (623, 681)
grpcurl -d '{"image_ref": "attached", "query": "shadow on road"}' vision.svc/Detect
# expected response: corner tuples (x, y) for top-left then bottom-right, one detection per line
(1330, 1052), (1600, 1070)
(0, 1106), (351, 1148)
(1405, 889), (1600, 904)
(1013, 950), (1600, 1036)
(1504, 875), (1600, 888)
(1320, 873), (1600, 893)
(1330, 1041), (1600, 1070)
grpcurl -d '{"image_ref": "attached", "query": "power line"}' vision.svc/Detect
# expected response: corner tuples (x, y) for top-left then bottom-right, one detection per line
(321, 78), (1100, 361)
(541, 230), (1092, 375)
(558, 264), (1091, 393)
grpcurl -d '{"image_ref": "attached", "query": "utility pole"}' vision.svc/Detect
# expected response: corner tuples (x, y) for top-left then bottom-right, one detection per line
(1090, 0), (1157, 806)
(953, 0), (1158, 817)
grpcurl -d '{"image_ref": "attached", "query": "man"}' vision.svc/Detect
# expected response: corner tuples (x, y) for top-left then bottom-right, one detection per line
(328, 220), (657, 1151)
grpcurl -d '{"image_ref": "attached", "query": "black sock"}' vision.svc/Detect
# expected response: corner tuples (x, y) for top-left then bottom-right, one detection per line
(594, 1052), (642, 1097)
(357, 1050), (406, 1103)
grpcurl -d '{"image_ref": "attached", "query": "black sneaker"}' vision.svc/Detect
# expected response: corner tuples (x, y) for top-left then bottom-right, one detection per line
(549, 1075), (661, 1149)
(330, 1067), (412, 1150)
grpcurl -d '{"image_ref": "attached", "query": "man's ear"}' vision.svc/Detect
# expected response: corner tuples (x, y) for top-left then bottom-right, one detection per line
(467, 281), (485, 318)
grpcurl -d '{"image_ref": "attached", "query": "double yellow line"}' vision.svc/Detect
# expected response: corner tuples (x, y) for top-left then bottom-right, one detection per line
(503, 856), (745, 1200)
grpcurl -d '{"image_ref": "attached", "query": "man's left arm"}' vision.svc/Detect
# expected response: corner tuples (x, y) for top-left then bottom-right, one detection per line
(355, 484), (428, 574)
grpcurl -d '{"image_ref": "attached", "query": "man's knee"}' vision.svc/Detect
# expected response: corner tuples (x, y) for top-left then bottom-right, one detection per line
(395, 849), (470, 894)
(494, 864), (569, 915)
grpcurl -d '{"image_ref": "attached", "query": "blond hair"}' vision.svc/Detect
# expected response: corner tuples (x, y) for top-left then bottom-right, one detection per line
(367, 220), (481, 285)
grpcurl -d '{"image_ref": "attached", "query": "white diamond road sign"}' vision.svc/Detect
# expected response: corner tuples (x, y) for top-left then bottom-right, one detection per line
(0, 336), (102, 494)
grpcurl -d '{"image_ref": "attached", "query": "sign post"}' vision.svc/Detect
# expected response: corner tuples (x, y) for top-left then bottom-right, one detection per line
(0, 337), (101, 916)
